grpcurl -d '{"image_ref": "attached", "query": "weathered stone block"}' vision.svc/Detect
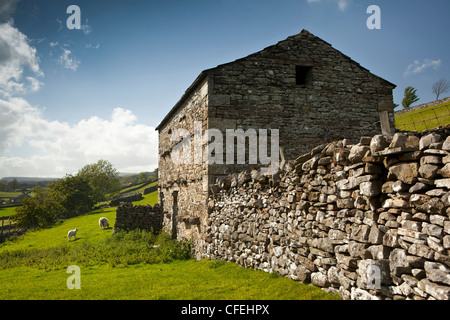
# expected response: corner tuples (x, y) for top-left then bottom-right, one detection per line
(370, 134), (391, 154)
(408, 243), (435, 259)
(368, 224), (384, 244)
(358, 259), (392, 289)
(351, 225), (370, 242)
(436, 178), (450, 189)
(418, 279), (450, 300)
(360, 181), (382, 197)
(419, 133), (442, 150)
(311, 272), (329, 287)
(419, 164), (441, 179)
(389, 162), (419, 184)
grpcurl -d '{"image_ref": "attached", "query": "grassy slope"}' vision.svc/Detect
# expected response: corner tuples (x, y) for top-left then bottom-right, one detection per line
(395, 100), (450, 131)
(0, 207), (117, 251)
(0, 259), (339, 300)
(0, 187), (340, 301)
(120, 180), (158, 194)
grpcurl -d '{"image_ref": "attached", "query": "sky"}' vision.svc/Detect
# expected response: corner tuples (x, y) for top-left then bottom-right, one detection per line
(0, 0), (449, 178)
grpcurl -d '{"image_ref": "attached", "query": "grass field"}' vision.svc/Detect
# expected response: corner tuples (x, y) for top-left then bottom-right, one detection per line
(0, 206), (117, 250)
(0, 259), (339, 300)
(0, 206), (17, 218)
(0, 187), (340, 301)
(0, 191), (22, 198)
(395, 100), (450, 131)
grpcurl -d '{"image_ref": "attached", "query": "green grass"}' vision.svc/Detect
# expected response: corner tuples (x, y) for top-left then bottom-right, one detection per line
(0, 207), (117, 251)
(120, 180), (157, 194)
(134, 189), (158, 206)
(0, 206), (17, 218)
(0, 259), (339, 300)
(395, 100), (450, 131)
(0, 189), (341, 300)
(0, 191), (22, 198)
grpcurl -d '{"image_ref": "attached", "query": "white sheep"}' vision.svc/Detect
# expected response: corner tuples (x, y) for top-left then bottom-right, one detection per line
(67, 228), (78, 241)
(99, 217), (109, 229)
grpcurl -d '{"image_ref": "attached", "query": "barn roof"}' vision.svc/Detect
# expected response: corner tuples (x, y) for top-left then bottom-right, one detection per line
(155, 29), (396, 131)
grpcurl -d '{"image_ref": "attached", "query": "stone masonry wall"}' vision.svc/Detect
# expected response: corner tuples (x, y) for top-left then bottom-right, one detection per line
(157, 30), (396, 245)
(113, 203), (162, 233)
(208, 30), (396, 167)
(197, 127), (450, 300)
(158, 78), (209, 241)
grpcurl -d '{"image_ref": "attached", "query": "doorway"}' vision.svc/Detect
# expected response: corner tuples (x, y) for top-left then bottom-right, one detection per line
(172, 191), (178, 239)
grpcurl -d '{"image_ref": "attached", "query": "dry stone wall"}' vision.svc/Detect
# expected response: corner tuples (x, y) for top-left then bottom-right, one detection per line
(110, 193), (143, 207)
(395, 96), (450, 116)
(197, 126), (450, 300)
(113, 203), (162, 233)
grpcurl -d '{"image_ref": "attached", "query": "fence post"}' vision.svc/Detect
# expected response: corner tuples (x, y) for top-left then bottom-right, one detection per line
(379, 111), (391, 136)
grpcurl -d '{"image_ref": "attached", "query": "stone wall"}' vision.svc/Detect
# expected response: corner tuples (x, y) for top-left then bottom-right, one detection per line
(197, 127), (450, 300)
(113, 203), (162, 233)
(208, 30), (396, 165)
(143, 185), (158, 195)
(157, 78), (209, 241)
(110, 193), (143, 207)
(156, 30), (396, 244)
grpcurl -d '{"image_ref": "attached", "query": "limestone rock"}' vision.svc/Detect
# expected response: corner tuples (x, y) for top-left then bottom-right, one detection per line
(389, 162), (419, 184)
(419, 164), (441, 180)
(438, 163), (450, 178)
(419, 133), (442, 150)
(424, 262), (450, 286)
(370, 134), (391, 154)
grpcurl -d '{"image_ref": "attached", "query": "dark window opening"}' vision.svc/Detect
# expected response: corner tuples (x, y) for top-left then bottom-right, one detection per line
(296, 66), (313, 85)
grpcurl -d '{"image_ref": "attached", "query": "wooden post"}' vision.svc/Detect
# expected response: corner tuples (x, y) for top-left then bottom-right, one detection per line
(379, 111), (392, 136)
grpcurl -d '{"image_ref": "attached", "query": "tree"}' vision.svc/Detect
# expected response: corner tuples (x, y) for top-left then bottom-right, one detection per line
(8, 178), (19, 192)
(77, 159), (121, 204)
(150, 168), (158, 181)
(49, 175), (94, 218)
(402, 86), (420, 109)
(432, 79), (449, 101)
(137, 172), (150, 184)
(14, 187), (62, 229)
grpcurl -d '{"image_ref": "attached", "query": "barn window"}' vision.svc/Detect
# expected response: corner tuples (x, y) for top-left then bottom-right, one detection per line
(296, 66), (313, 85)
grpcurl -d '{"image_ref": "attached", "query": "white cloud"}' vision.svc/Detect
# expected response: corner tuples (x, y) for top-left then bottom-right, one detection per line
(0, 17), (157, 178)
(58, 47), (80, 71)
(404, 58), (442, 76)
(0, 99), (158, 177)
(0, 21), (43, 97)
(307, 0), (350, 11)
(50, 41), (58, 47)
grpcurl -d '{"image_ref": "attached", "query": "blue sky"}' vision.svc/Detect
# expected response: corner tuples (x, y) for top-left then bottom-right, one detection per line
(1, 0), (449, 178)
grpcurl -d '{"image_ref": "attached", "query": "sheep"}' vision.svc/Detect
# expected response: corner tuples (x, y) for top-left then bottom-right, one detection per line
(99, 217), (109, 229)
(67, 228), (78, 241)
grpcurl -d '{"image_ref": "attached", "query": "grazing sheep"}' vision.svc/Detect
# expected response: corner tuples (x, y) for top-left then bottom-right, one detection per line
(99, 217), (109, 229)
(67, 228), (78, 241)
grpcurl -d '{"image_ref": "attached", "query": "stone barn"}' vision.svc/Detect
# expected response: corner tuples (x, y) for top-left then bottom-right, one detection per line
(155, 29), (396, 243)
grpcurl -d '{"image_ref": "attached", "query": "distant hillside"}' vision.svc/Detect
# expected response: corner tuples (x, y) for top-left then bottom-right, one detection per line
(0, 177), (59, 183)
